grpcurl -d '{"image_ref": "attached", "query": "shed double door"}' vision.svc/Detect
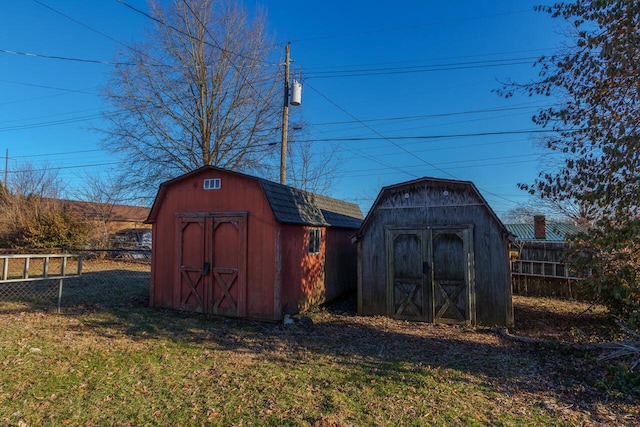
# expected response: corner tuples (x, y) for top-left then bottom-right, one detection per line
(175, 213), (247, 317)
(386, 227), (474, 324)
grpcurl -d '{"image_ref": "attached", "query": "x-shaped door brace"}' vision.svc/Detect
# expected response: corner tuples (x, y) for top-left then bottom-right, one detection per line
(180, 269), (204, 308)
(213, 268), (238, 310)
(434, 281), (465, 321)
(394, 279), (422, 316)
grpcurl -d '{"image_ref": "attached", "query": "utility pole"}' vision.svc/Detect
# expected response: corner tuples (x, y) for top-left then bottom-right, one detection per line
(280, 43), (291, 185)
(4, 149), (7, 188)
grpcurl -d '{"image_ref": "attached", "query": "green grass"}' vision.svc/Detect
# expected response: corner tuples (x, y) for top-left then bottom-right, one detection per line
(0, 291), (638, 425)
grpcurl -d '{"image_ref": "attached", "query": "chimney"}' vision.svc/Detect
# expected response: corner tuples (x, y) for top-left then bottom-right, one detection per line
(534, 215), (546, 239)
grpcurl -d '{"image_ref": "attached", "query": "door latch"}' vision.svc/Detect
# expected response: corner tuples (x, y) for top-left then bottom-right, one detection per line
(422, 261), (429, 275)
(202, 262), (211, 276)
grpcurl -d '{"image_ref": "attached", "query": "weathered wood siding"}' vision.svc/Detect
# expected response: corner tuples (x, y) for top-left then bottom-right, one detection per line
(511, 240), (582, 298)
(358, 179), (513, 327)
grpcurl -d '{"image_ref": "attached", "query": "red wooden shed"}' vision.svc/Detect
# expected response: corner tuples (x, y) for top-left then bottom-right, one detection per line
(145, 166), (363, 321)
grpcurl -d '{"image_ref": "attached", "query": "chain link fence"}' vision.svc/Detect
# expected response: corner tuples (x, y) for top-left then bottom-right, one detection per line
(0, 249), (151, 312)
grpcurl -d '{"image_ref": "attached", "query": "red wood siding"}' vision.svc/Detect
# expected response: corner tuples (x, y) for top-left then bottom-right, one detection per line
(280, 224), (326, 313)
(149, 170), (279, 320)
(279, 226), (357, 313)
(148, 167), (361, 321)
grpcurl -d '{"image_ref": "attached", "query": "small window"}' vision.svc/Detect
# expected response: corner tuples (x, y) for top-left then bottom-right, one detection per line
(203, 178), (221, 190)
(308, 228), (321, 254)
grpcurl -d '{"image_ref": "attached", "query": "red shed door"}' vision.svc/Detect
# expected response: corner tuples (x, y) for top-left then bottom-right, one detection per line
(175, 213), (247, 317)
(210, 215), (247, 317)
(176, 218), (206, 312)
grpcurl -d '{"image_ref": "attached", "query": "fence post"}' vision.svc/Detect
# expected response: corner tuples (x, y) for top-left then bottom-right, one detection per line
(57, 278), (63, 313)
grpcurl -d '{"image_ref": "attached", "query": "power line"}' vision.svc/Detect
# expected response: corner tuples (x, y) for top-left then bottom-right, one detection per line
(3, 161), (122, 174)
(0, 114), (103, 132)
(304, 57), (540, 79)
(0, 48), (134, 66)
(306, 82), (544, 206)
(335, 153), (544, 177)
(0, 108), (102, 125)
(9, 149), (107, 159)
(33, 0), (126, 48)
(32, 0), (167, 69)
(300, 48), (555, 71)
(0, 79), (96, 95)
(305, 103), (552, 127)
(328, 137), (534, 156)
(297, 128), (572, 144)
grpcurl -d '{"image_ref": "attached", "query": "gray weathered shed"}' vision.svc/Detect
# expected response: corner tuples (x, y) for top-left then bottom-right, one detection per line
(356, 177), (513, 327)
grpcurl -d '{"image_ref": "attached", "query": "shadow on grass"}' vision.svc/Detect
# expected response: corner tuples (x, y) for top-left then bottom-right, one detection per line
(3, 285), (637, 423)
(62, 292), (635, 421)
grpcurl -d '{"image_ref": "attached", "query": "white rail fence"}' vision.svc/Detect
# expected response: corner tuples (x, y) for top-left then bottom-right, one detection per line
(0, 253), (85, 312)
(510, 259), (583, 280)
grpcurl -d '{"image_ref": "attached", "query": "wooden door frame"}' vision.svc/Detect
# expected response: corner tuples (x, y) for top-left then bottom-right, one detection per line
(430, 226), (475, 326)
(174, 216), (206, 312)
(175, 212), (248, 317)
(210, 213), (248, 317)
(385, 227), (431, 321)
(385, 224), (476, 325)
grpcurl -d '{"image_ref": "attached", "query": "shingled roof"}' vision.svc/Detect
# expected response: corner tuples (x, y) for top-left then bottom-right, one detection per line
(259, 180), (363, 229)
(145, 166), (363, 229)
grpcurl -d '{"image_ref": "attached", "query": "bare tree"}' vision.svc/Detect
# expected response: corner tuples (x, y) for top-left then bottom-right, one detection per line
(286, 121), (340, 194)
(501, 198), (595, 227)
(73, 173), (133, 248)
(5, 160), (65, 224)
(0, 162), (88, 249)
(100, 0), (281, 192)
(9, 160), (64, 199)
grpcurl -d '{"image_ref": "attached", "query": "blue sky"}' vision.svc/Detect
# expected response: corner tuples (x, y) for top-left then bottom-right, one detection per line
(0, 1), (567, 216)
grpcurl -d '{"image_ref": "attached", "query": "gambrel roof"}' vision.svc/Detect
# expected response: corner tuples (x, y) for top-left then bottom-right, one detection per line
(357, 176), (510, 238)
(146, 166), (363, 229)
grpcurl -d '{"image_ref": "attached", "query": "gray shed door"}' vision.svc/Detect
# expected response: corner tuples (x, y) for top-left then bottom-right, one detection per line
(386, 226), (474, 324)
